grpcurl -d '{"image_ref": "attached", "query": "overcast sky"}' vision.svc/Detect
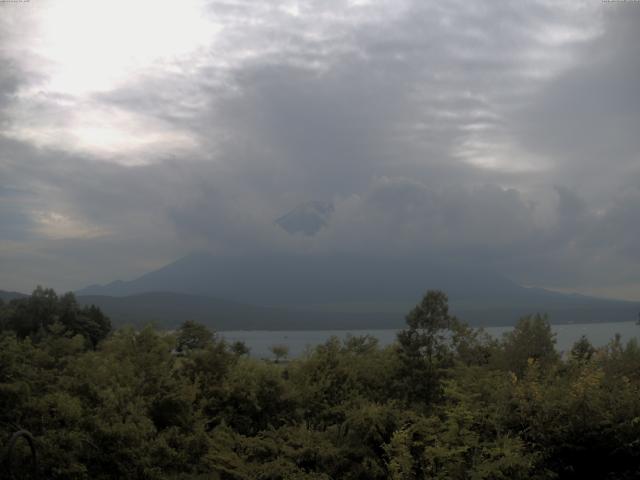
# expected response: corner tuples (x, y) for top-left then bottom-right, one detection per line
(1, 0), (639, 299)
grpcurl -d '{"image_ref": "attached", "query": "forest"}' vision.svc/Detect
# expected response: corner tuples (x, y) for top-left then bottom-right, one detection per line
(2, 287), (640, 479)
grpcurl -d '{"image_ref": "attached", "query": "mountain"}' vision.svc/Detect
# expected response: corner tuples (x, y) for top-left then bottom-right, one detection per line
(76, 292), (400, 330)
(275, 201), (334, 235)
(0, 290), (28, 302)
(77, 253), (640, 327)
(75, 291), (640, 331)
(77, 253), (521, 305)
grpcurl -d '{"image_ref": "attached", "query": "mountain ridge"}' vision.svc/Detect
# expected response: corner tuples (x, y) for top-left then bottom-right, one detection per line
(75, 252), (640, 327)
(0, 290), (29, 302)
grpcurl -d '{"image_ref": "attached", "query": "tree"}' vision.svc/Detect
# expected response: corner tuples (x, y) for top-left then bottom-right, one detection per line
(58, 293), (111, 348)
(570, 335), (595, 362)
(6, 286), (59, 338)
(0, 298), (6, 332)
(450, 320), (496, 367)
(399, 291), (453, 359)
(396, 290), (457, 405)
(230, 340), (250, 356)
(2, 288), (110, 348)
(270, 344), (289, 363)
(176, 320), (214, 353)
(501, 313), (559, 376)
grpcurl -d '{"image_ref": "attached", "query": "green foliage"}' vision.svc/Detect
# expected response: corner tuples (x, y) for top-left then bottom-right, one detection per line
(230, 340), (251, 357)
(269, 344), (289, 363)
(570, 335), (595, 362)
(396, 290), (458, 406)
(176, 320), (214, 352)
(0, 286), (111, 348)
(1, 287), (640, 479)
(500, 313), (559, 376)
(399, 290), (453, 362)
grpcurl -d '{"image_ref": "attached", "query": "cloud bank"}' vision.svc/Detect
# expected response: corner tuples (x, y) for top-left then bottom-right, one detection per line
(1, 0), (639, 299)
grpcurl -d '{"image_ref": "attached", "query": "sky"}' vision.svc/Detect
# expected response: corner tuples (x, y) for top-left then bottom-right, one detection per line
(0, 0), (639, 300)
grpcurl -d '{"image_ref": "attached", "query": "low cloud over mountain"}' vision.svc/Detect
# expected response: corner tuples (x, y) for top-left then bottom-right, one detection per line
(1, 2), (640, 301)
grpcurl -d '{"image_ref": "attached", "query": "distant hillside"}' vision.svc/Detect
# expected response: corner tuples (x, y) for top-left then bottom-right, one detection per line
(77, 292), (400, 331)
(4, 285), (639, 330)
(76, 291), (640, 331)
(77, 253), (526, 305)
(0, 290), (28, 302)
(77, 253), (640, 327)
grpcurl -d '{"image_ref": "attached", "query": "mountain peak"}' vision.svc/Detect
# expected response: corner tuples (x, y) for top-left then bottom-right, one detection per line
(275, 201), (334, 236)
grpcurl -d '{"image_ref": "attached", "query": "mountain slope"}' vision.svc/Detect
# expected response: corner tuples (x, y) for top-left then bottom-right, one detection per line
(77, 292), (399, 330)
(77, 253), (523, 305)
(75, 290), (640, 330)
(0, 290), (28, 302)
(77, 253), (640, 327)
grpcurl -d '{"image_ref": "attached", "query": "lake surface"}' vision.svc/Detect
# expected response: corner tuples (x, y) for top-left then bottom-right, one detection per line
(220, 321), (640, 359)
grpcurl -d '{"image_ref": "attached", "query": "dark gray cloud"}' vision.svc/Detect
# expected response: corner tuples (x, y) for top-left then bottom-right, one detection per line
(1, 0), (639, 299)
(514, 6), (640, 197)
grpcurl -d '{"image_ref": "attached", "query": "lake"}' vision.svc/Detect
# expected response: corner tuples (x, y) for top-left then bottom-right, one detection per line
(220, 321), (640, 359)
